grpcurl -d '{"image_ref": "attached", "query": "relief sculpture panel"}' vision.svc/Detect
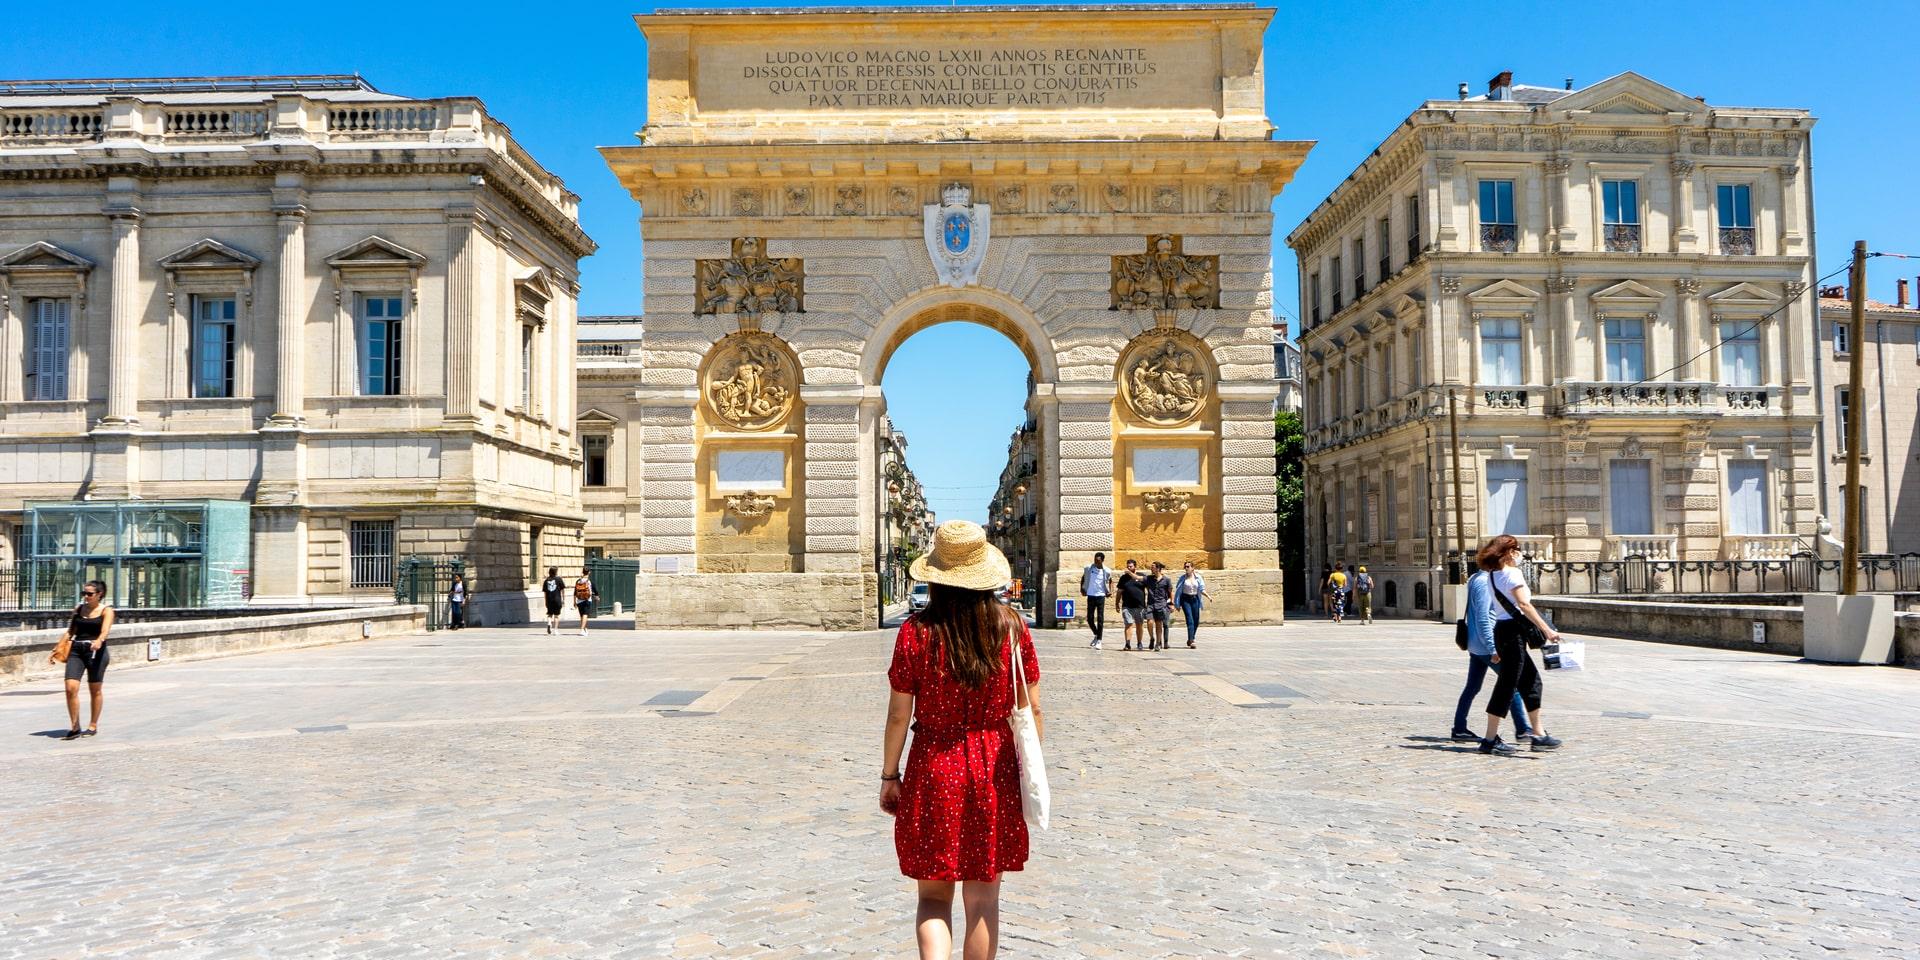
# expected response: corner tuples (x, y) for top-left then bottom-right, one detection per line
(1110, 234), (1219, 311)
(1119, 329), (1211, 426)
(695, 237), (804, 317)
(704, 332), (798, 430)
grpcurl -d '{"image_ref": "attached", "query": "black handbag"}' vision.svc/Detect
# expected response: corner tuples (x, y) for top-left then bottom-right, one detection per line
(1490, 578), (1547, 649)
(1453, 618), (1470, 651)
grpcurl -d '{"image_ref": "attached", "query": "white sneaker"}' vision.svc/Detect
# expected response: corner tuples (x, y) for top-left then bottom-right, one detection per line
(579, 629), (588, 637)
(1090, 642), (1103, 650)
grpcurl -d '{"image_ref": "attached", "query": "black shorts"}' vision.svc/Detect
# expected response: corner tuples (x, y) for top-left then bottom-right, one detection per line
(576, 600), (595, 617)
(545, 597), (564, 616)
(65, 643), (109, 684)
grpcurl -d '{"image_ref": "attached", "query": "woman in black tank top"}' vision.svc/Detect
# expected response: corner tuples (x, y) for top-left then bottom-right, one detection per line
(54, 579), (115, 740)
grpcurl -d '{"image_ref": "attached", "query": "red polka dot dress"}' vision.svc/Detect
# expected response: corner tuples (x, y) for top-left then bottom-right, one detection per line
(887, 616), (1040, 882)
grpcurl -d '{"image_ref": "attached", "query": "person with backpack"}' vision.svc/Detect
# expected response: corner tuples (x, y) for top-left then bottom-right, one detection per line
(1476, 535), (1564, 755)
(1452, 551), (1534, 745)
(540, 567), (566, 635)
(573, 569), (596, 637)
(1352, 565), (1374, 625)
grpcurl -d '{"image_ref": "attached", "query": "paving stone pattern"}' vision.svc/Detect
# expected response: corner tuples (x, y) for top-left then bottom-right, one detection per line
(2, 618), (1916, 958)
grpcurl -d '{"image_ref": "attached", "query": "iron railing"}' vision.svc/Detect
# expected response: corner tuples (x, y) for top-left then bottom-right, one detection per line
(1523, 553), (1920, 597)
(1480, 223), (1518, 252)
(393, 556), (466, 631)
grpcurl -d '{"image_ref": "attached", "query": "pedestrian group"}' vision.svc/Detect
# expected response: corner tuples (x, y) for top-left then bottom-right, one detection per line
(1078, 553), (1213, 651)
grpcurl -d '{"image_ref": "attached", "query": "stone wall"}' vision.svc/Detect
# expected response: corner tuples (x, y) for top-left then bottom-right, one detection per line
(1534, 597), (1803, 656)
(0, 606), (426, 683)
(632, 572), (870, 631)
(1897, 613), (1920, 668)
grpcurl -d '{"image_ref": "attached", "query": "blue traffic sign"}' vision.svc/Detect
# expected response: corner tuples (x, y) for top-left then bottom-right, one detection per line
(1056, 598), (1076, 621)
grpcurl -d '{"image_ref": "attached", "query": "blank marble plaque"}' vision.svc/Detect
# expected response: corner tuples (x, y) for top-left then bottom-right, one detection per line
(1132, 447), (1200, 486)
(714, 449), (785, 490)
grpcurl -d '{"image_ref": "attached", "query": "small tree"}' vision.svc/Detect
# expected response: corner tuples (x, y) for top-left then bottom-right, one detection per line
(1274, 409), (1307, 607)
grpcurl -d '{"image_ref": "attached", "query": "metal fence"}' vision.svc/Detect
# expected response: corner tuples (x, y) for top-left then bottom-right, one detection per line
(1523, 553), (1920, 597)
(584, 557), (639, 617)
(392, 555), (466, 630)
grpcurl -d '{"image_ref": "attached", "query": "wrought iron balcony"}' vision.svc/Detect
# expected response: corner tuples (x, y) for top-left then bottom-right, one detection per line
(1556, 381), (1710, 416)
(1718, 227), (1756, 256)
(1603, 223), (1642, 253)
(1480, 388), (1529, 410)
(1479, 224), (1518, 253)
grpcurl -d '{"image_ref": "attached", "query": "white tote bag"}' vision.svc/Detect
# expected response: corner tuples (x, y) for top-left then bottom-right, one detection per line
(1008, 625), (1051, 831)
(1543, 640), (1586, 672)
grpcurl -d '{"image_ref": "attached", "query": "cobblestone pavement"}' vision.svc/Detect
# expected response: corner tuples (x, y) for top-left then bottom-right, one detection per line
(2, 616), (1916, 958)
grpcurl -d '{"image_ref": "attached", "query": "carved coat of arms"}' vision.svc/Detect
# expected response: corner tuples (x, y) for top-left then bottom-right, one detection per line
(924, 183), (990, 288)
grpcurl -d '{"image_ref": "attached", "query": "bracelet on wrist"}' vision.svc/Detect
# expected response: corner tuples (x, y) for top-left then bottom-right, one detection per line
(880, 772), (902, 782)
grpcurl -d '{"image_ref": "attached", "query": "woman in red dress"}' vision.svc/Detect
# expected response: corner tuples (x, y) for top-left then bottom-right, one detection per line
(881, 520), (1043, 960)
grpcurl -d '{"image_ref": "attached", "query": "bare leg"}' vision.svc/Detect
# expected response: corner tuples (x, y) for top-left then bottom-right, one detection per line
(1482, 712), (1503, 741)
(87, 682), (104, 731)
(1527, 707), (1543, 736)
(63, 678), (80, 730)
(960, 877), (1002, 960)
(915, 879), (955, 960)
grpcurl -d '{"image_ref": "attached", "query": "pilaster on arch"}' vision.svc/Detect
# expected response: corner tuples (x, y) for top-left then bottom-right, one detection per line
(862, 285), (1058, 386)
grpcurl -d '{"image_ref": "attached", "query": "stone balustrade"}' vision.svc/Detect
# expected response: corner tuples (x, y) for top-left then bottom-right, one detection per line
(1723, 534), (1806, 560)
(1515, 535), (1556, 561)
(1607, 534), (1679, 560)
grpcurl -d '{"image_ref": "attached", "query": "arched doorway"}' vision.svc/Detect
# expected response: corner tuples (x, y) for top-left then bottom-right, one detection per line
(870, 300), (1054, 626)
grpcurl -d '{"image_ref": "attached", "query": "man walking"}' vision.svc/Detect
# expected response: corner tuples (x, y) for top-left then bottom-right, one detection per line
(1145, 561), (1174, 651)
(1116, 559), (1148, 651)
(1080, 552), (1111, 649)
(573, 569), (596, 637)
(1353, 565), (1375, 625)
(1327, 561), (1349, 624)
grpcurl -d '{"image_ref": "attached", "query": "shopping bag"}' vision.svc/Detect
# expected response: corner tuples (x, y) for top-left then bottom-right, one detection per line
(1542, 640), (1585, 672)
(1008, 624), (1050, 830)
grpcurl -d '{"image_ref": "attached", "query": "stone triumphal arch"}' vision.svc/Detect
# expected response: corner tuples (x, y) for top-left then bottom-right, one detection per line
(601, 4), (1309, 628)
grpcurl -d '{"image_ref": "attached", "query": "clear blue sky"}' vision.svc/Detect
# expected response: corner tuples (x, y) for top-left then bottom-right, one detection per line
(7, 1), (1916, 523)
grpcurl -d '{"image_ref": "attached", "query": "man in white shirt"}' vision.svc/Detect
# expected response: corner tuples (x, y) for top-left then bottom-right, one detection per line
(1080, 552), (1111, 649)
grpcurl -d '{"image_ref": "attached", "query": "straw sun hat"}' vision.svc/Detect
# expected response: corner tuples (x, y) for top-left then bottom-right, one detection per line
(909, 520), (1012, 592)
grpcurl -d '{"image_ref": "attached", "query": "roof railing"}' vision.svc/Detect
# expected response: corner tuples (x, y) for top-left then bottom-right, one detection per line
(0, 75), (377, 96)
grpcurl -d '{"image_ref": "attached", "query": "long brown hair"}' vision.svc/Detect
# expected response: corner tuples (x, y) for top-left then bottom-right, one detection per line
(916, 583), (1012, 688)
(1476, 534), (1521, 572)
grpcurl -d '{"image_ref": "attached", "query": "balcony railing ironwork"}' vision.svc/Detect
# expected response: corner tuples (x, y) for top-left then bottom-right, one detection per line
(1603, 223), (1642, 253)
(1719, 226), (1756, 256)
(1479, 223), (1518, 253)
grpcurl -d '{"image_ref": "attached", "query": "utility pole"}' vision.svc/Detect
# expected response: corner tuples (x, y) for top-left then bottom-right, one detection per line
(1841, 240), (1867, 596)
(1448, 388), (1468, 582)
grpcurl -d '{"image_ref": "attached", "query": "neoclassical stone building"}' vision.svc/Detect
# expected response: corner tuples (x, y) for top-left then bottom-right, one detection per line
(602, 5), (1306, 628)
(1288, 72), (1819, 616)
(1819, 282), (1920, 554)
(0, 75), (593, 620)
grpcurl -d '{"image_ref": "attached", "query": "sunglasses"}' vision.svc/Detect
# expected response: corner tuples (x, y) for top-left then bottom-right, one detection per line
(81, 590), (98, 596)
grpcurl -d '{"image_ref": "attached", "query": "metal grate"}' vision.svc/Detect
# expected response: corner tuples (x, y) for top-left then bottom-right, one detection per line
(349, 520), (395, 587)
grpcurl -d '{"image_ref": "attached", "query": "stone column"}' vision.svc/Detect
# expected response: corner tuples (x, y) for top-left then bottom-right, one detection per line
(1052, 381), (1116, 575)
(1432, 157), (1457, 248)
(101, 205), (142, 426)
(1777, 164), (1802, 254)
(1670, 158), (1697, 252)
(1674, 278), (1701, 381)
(268, 200), (307, 424)
(1545, 158), (1572, 252)
(444, 205), (480, 422)
(1548, 275), (1577, 385)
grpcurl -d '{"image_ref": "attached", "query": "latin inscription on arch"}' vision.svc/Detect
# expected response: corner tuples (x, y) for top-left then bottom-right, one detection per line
(695, 38), (1215, 113)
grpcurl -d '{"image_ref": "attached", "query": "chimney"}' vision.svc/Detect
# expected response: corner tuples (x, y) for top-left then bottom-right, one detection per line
(1900, 278), (1911, 309)
(1488, 71), (1513, 101)
(1564, 76), (1574, 90)
(1458, 82), (1469, 100)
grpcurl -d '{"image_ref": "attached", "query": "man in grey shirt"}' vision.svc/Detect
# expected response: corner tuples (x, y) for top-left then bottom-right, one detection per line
(1080, 552), (1111, 649)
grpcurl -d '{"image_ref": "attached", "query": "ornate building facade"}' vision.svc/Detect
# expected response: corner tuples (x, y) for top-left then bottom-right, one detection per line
(0, 75), (593, 621)
(576, 315), (645, 558)
(601, 5), (1305, 629)
(1288, 72), (1820, 617)
(1819, 282), (1920, 554)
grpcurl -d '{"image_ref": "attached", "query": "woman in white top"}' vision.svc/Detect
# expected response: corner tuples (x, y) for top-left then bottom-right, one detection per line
(1173, 561), (1213, 649)
(1477, 535), (1564, 755)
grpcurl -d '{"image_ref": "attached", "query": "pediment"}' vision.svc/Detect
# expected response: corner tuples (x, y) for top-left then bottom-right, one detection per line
(1550, 72), (1701, 120)
(1589, 279), (1667, 303)
(0, 241), (94, 273)
(1464, 279), (1541, 303)
(1389, 292), (1426, 319)
(324, 236), (427, 269)
(158, 238), (260, 271)
(1706, 281), (1782, 305)
(515, 268), (555, 303)
(576, 408), (621, 426)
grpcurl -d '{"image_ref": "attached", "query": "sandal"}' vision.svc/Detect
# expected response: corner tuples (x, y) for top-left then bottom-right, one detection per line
(82, 728), (98, 738)
(61, 728), (82, 741)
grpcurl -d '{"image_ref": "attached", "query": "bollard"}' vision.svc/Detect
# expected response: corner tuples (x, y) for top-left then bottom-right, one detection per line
(614, 601), (624, 616)
(361, 619), (372, 639)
